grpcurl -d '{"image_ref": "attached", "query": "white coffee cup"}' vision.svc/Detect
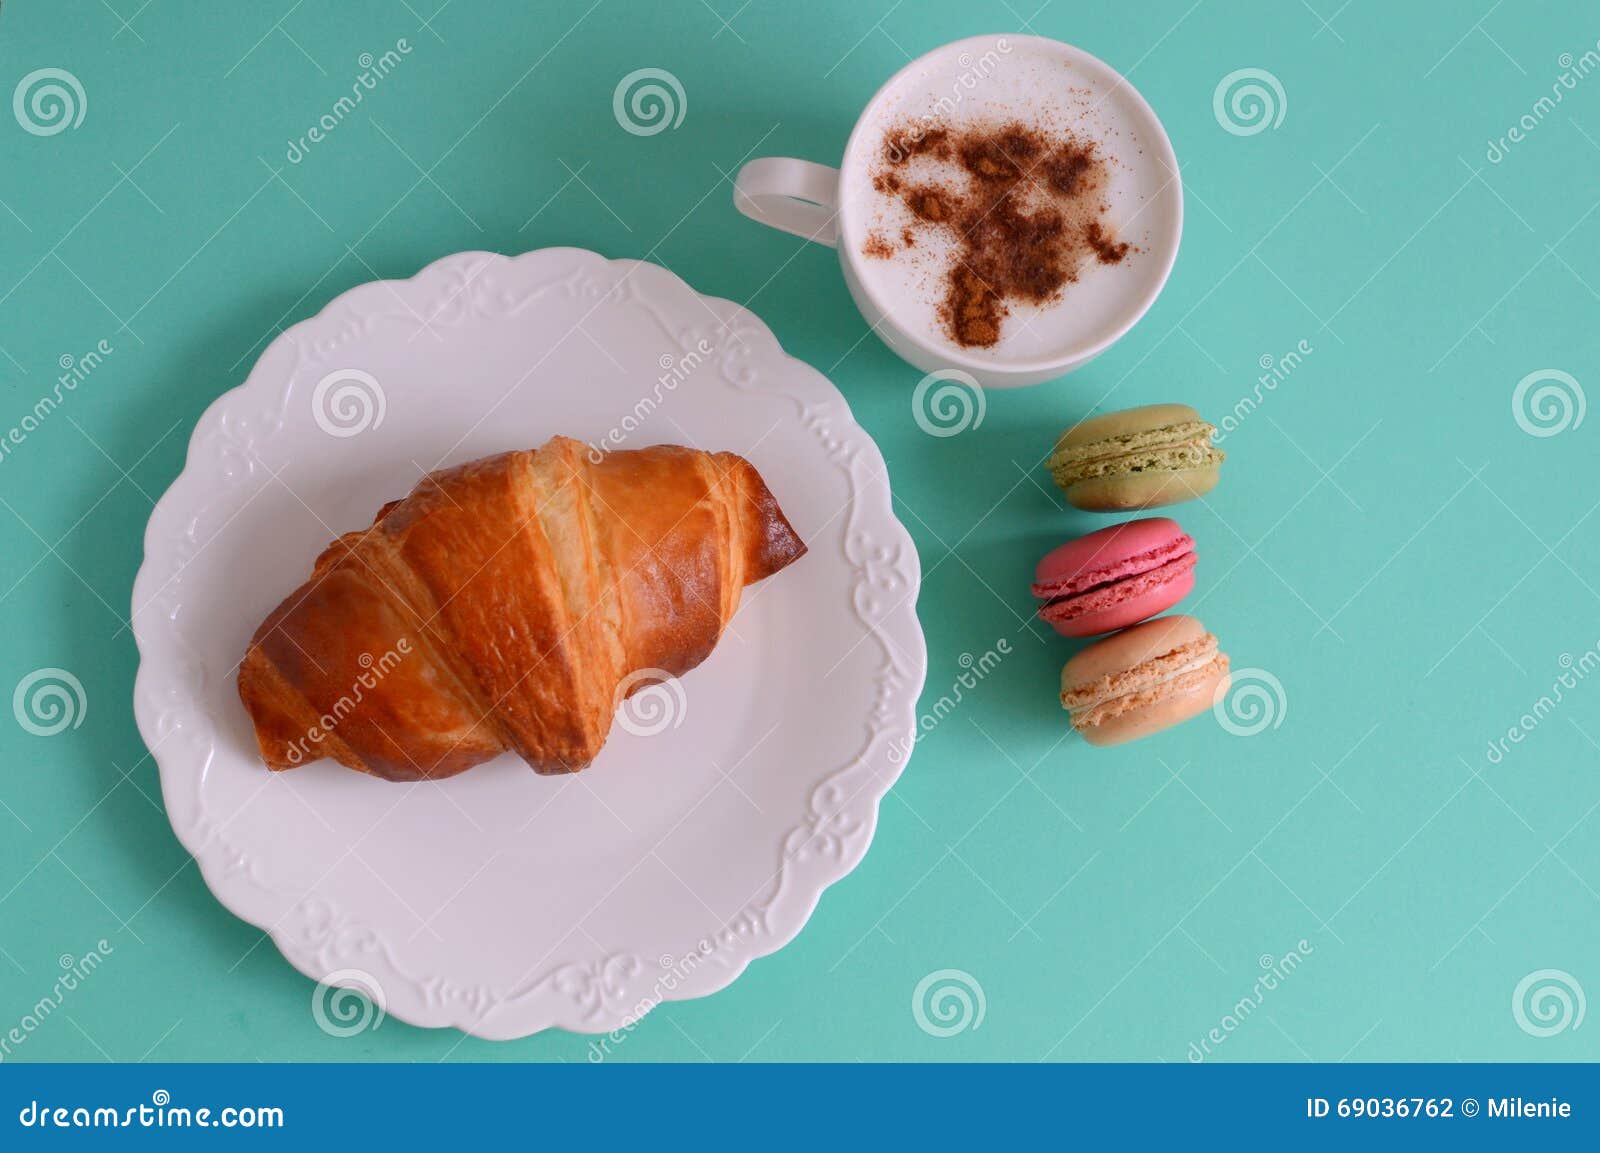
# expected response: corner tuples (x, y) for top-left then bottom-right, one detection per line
(733, 34), (1182, 388)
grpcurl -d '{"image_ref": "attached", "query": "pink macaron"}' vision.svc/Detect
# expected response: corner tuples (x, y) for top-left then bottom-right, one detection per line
(1031, 518), (1197, 637)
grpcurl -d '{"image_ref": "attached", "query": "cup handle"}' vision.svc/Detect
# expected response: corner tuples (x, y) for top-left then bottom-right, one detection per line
(732, 158), (840, 248)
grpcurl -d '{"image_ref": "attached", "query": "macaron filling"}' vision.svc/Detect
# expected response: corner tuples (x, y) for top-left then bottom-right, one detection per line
(1037, 551), (1196, 624)
(1033, 533), (1196, 601)
(1060, 633), (1228, 729)
(1047, 421), (1223, 488)
(1049, 418), (1214, 466)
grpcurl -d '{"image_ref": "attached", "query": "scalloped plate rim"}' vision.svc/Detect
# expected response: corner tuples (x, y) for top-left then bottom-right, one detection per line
(130, 247), (928, 1038)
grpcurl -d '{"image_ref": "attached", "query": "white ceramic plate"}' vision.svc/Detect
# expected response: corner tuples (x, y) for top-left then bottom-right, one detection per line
(131, 249), (926, 1038)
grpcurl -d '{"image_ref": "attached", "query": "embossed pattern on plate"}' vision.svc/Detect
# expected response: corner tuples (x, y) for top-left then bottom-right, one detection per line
(131, 249), (926, 1038)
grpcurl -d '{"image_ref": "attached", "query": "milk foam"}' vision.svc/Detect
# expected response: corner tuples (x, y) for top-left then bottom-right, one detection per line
(837, 36), (1182, 368)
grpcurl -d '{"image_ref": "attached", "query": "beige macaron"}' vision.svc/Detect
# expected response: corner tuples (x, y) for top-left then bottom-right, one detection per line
(1059, 614), (1231, 746)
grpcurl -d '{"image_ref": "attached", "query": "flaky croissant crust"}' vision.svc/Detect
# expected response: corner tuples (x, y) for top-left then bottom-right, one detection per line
(237, 436), (805, 780)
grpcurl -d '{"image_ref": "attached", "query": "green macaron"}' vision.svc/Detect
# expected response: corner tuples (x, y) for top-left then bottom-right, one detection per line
(1047, 403), (1224, 511)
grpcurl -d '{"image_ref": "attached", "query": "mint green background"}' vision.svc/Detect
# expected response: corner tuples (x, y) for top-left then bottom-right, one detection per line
(3, 0), (1598, 1062)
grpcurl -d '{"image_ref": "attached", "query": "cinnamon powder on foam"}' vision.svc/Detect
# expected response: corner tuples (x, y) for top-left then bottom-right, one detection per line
(865, 121), (1135, 348)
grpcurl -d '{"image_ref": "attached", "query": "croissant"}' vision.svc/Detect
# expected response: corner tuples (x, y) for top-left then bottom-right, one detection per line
(237, 436), (806, 781)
